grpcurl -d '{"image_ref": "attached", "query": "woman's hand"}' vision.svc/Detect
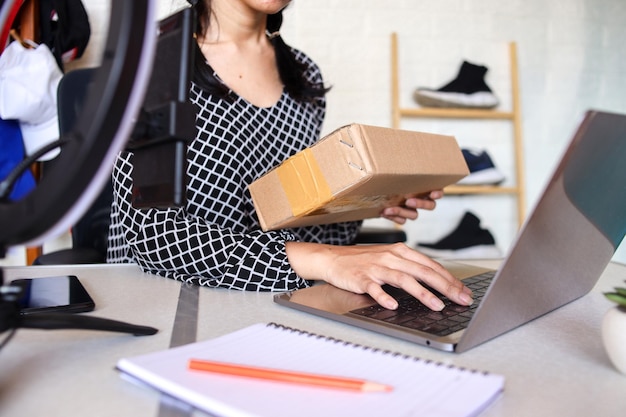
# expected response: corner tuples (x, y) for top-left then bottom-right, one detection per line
(285, 241), (473, 311)
(381, 190), (444, 225)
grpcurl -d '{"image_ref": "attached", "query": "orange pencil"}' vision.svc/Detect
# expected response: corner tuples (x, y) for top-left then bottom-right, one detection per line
(188, 359), (393, 392)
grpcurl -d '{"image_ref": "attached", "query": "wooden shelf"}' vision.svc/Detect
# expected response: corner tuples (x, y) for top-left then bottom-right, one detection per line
(390, 33), (526, 227)
(399, 107), (514, 120)
(444, 185), (520, 195)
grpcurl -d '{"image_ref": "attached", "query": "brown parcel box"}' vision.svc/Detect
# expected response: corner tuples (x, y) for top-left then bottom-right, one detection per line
(249, 124), (469, 231)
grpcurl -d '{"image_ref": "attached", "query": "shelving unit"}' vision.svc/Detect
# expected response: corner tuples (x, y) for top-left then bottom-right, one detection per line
(390, 33), (526, 227)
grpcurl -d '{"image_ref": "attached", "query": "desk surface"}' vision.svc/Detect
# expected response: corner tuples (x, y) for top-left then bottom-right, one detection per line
(1, 261), (626, 417)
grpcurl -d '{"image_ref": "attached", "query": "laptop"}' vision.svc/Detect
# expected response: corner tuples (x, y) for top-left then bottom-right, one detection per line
(275, 110), (626, 353)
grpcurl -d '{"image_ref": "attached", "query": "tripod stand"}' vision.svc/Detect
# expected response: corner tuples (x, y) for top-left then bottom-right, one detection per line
(1, 267), (157, 345)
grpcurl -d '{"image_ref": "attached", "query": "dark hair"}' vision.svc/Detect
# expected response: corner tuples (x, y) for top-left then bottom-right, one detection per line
(188, 1), (329, 102)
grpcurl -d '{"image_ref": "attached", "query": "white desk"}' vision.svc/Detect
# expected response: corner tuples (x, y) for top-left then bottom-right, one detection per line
(1, 261), (626, 417)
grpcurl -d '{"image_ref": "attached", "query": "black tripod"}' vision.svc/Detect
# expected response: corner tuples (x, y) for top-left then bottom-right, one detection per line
(1, 267), (157, 346)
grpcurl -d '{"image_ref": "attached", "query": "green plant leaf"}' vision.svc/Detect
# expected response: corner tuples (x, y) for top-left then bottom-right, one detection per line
(604, 292), (626, 306)
(615, 287), (626, 297)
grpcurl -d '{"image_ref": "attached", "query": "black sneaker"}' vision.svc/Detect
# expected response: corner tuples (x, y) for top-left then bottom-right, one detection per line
(413, 61), (499, 109)
(457, 149), (505, 185)
(416, 211), (502, 259)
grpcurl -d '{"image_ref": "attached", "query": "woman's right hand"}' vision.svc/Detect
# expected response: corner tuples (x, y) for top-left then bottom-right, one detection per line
(285, 241), (473, 311)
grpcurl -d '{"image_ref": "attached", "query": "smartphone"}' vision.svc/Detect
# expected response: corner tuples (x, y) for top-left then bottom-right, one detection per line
(10, 275), (96, 315)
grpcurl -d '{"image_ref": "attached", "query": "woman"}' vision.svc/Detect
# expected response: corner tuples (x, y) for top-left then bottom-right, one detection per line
(107, 0), (473, 311)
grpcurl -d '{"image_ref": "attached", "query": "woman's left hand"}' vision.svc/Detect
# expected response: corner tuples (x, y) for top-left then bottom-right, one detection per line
(381, 190), (444, 225)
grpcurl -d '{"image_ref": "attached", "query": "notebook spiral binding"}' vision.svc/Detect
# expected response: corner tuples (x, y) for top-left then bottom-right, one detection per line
(267, 322), (490, 375)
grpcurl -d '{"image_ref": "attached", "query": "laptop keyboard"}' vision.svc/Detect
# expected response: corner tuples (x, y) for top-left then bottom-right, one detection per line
(349, 271), (495, 337)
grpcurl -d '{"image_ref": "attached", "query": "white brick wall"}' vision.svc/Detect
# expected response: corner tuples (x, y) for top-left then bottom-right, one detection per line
(6, 0), (623, 264)
(280, 0), (626, 262)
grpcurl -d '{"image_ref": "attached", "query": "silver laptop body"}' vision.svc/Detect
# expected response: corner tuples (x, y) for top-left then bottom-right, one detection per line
(274, 110), (626, 352)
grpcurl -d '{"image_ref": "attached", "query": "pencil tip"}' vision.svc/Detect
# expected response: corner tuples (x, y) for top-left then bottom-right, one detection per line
(362, 382), (394, 392)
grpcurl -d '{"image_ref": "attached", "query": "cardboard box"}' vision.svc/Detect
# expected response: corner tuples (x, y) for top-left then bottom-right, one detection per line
(249, 124), (469, 231)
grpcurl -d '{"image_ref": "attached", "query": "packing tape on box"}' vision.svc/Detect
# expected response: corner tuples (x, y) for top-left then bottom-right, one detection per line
(276, 148), (333, 217)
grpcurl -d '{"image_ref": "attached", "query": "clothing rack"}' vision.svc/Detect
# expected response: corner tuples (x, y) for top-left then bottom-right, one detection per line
(10, 0), (44, 265)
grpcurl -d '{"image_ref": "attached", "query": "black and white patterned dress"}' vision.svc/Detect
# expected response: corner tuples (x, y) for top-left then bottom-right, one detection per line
(107, 48), (360, 291)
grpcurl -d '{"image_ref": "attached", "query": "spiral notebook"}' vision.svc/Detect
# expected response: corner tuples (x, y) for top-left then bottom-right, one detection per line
(117, 323), (504, 417)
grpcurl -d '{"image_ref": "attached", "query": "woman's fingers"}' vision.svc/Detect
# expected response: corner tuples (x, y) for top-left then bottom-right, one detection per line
(325, 243), (472, 310)
(362, 245), (473, 310)
(286, 241), (473, 312)
(380, 190), (444, 224)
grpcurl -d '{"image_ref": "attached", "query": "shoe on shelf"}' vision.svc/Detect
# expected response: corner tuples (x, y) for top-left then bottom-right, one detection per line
(416, 211), (502, 259)
(413, 61), (499, 109)
(457, 148), (505, 186)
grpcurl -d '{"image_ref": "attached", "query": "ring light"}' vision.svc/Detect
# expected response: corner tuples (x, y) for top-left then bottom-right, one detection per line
(0, 0), (156, 253)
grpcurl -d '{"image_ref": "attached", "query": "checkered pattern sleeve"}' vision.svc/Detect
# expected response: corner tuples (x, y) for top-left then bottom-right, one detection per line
(106, 48), (361, 291)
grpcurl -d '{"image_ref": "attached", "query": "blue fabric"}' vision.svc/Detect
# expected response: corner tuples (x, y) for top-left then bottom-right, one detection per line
(0, 117), (36, 200)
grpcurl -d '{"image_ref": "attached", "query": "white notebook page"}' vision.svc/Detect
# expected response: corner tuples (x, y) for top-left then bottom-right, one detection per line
(117, 323), (504, 417)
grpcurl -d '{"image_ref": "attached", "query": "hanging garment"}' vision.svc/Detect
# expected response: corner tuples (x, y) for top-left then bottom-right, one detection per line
(0, 117), (36, 201)
(39, 0), (91, 71)
(0, 40), (62, 160)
